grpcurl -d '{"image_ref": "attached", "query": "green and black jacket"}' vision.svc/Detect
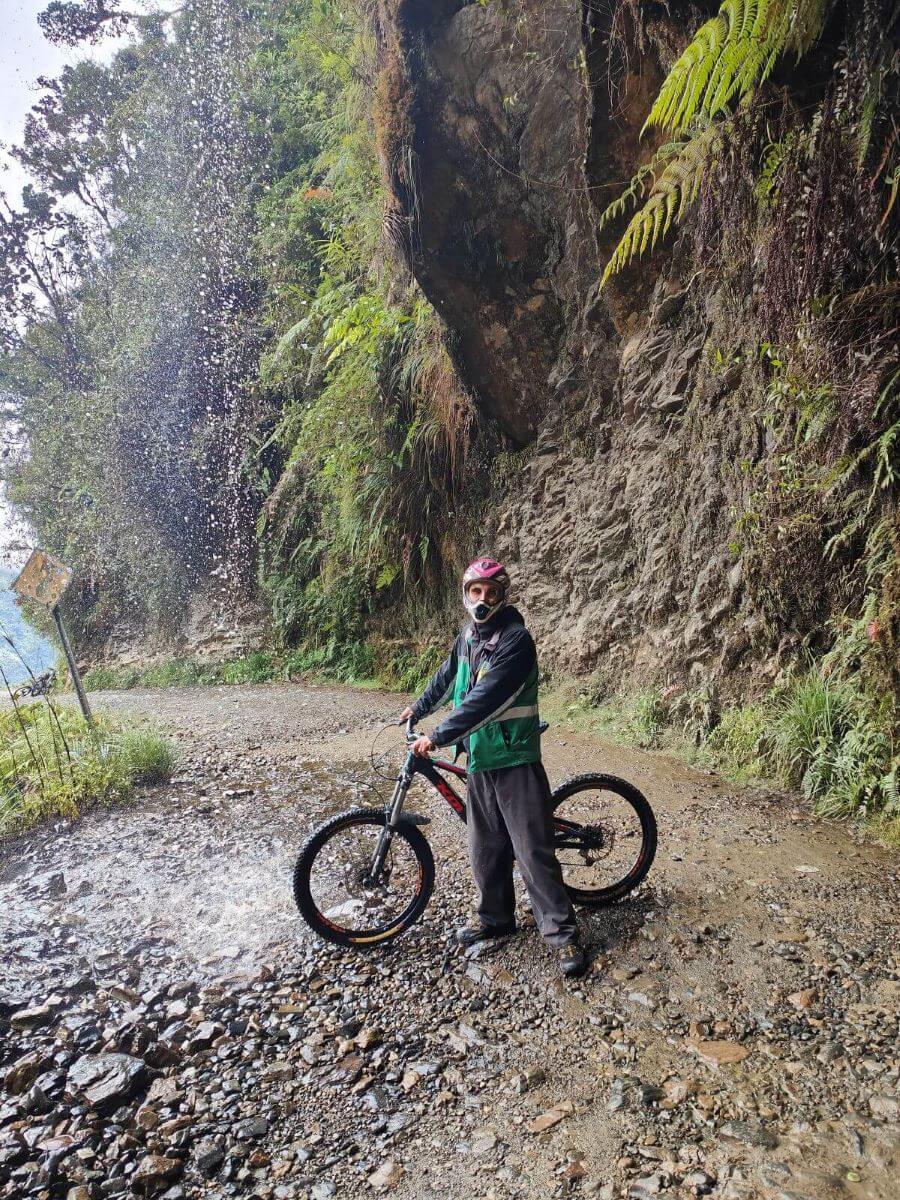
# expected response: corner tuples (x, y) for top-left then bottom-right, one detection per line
(411, 606), (541, 772)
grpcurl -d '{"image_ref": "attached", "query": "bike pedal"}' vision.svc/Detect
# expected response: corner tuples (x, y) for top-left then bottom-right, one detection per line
(400, 812), (431, 826)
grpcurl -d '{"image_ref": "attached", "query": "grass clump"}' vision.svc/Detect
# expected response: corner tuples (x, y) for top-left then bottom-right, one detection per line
(704, 702), (771, 781)
(547, 653), (897, 838)
(545, 685), (680, 751)
(219, 651), (277, 685)
(282, 640), (377, 685)
(76, 636), (445, 695)
(703, 672), (897, 829)
(769, 673), (897, 822)
(139, 660), (220, 689)
(0, 703), (174, 837)
(382, 642), (448, 693)
(81, 664), (142, 691)
(78, 653), (282, 692)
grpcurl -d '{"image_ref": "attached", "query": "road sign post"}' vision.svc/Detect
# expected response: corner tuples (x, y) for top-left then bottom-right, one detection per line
(51, 603), (94, 727)
(11, 549), (94, 729)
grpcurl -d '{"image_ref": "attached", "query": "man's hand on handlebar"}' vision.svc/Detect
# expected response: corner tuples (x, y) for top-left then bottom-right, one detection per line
(398, 708), (434, 756)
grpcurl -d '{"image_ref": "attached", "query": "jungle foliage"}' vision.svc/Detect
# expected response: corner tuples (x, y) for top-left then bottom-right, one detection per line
(249, 0), (482, 672)
(1, 0), (896, 832)
(602, 0), (899, 825)
(0, 0), (477, 672)
(600, 0), (898, 286)
(1, 1), (267, 640)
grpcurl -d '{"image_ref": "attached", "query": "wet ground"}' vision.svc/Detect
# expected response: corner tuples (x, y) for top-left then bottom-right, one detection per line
(1, 682), (898, 1200)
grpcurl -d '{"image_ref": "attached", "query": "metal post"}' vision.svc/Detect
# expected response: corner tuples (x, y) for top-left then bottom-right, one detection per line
(52, 604), (94, 728)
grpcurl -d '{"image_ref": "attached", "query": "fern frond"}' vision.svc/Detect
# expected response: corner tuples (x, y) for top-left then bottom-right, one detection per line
(600, 128), (721, 288)
(787, 0), (830, 57)
(642, 0), (831, 137)
(642, 14), (728, 137)
(597, 163), (655, 234)
(597, 141), (687, 236)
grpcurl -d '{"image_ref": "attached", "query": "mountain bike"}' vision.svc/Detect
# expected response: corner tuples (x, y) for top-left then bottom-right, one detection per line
(293, 717), (657, 947)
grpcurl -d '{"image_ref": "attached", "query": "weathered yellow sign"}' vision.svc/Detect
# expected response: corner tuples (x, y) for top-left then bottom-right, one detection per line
(11, 549), (73, 610)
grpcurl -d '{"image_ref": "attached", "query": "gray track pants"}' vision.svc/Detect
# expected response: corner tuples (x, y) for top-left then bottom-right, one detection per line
(466, 762), (578, 948)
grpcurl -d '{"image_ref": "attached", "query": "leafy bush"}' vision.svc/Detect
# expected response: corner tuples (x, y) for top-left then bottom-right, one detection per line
(0, 704), (174, 836)
(220, 651), (277, 685)
(704, 702), (771, 779)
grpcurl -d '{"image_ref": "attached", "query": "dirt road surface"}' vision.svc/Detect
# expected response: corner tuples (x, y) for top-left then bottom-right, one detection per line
(1, 682), (898, 1200)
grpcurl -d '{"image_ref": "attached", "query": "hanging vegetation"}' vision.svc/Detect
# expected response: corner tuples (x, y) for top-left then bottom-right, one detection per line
(599, 0), (846, 285)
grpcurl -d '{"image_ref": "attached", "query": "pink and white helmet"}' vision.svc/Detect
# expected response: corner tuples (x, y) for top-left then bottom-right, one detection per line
(462, 557), (510, 623)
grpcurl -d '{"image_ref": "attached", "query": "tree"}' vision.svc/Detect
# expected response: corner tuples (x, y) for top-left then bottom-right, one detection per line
(39, 1), (139, 47)
(2, 1), (273, 640)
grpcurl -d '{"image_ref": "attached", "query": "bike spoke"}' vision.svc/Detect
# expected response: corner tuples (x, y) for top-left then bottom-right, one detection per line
(307, 822), (422, 936)
(554, 786), (645, 894)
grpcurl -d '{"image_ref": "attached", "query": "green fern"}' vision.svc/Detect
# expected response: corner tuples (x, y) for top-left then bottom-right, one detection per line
(600, 128), (721, 288)
(597, 140), (686, 233)
(599, 0), (833, 286)
(643, 0), (832, 138)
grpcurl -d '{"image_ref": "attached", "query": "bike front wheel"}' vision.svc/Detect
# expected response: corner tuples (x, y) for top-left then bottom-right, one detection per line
(552, 774), (657, 907)
(293, 808), (435, 948)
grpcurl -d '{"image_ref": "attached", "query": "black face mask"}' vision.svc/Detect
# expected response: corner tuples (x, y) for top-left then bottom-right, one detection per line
(471, 601), (493, 622)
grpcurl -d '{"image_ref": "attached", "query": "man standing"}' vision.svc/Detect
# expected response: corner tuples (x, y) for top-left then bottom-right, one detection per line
(399, 557), (587, 978)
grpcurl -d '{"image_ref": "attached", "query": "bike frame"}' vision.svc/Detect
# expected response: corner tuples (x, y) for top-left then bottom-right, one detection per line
(365, 728), (466, 883)
(365, 720), (588, 884)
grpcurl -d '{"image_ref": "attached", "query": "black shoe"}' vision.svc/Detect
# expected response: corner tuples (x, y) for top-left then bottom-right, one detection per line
(558, 939), (588, 978)
(456, 921), (516, 947)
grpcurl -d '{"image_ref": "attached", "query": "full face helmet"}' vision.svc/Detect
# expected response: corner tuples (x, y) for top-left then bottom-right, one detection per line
(462, 557), (510, 623)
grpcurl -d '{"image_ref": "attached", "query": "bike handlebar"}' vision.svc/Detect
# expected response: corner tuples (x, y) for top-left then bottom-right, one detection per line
(403, 714), (548, 742)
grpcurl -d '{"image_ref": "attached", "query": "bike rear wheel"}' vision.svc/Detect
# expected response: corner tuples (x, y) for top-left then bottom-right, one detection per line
(293, 808), (435, 948)
(552, 774), (656, 906)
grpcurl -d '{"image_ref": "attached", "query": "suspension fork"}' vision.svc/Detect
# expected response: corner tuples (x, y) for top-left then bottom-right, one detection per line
(365, 752), (414, 884)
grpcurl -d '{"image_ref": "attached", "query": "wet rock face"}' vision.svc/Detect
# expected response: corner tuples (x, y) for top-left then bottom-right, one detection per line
(497, 295), (767, 684)
(379, 1), (772, 686)
(382, 0), (591, 446)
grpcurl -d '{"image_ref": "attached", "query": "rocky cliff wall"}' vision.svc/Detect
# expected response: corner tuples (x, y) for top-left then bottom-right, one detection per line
(375, 0), (887, 699)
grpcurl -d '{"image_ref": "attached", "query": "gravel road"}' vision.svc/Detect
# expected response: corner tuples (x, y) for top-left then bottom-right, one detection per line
(1, 682), (897, 1200)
